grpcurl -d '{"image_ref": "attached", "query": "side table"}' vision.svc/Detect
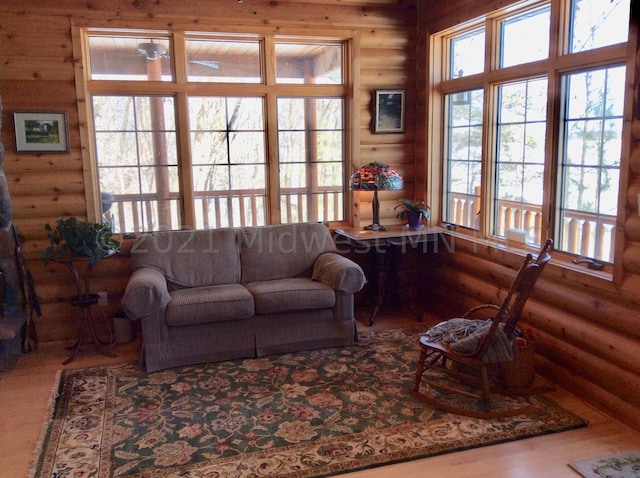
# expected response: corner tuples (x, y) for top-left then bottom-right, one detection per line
(333, 225), (438, 326)
(54, 256), (116, 365)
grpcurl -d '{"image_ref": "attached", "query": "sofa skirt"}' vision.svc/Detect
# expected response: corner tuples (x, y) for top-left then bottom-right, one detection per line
(255, 309), (355, 357)
(143, 317), (256, 372)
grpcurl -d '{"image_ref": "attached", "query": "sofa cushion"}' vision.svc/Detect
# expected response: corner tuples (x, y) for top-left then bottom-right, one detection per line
(165, 284), (254, 327)
(245, 278), (335, 315)
(131, 228), (241, 288)
(240, 223), (336, 283)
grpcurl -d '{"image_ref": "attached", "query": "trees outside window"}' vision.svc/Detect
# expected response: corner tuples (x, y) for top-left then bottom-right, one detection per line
(81, 32), (348, 233)
(438, 0), (630, 264)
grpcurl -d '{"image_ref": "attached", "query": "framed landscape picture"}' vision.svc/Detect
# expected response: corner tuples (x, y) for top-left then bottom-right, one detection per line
(372, 89), (405, 134)
(14, 111), (69, 153)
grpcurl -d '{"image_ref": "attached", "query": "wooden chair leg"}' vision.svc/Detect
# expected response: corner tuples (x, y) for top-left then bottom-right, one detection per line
(414, 349), (427, 392)
(480, 364), (490, 411)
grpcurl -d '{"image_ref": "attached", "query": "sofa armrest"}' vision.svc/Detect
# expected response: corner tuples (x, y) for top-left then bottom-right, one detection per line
(312, 252), (366, 294)
(121, 268), (171, 320)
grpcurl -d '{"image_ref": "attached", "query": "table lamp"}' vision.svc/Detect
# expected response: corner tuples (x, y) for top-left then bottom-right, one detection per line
(349, 161), (403, 231)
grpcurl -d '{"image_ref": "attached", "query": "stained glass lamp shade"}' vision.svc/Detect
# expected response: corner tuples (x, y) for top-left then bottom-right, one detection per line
(349, 162), (403, 231)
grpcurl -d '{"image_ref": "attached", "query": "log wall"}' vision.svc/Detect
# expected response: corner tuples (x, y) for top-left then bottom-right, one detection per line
(0, 0), (417, 342)
(1, 0), (639, 432)
(417, 0), (640, 431)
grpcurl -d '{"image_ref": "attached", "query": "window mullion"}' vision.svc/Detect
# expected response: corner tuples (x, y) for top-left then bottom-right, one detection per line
(481, 82), (497, 238)
(265, 93), (280, 225)
(543, 70), (561, 243)
(176, 91), (195, 229)
(171, 32), (195, 229)
(263, 37), (279, 224)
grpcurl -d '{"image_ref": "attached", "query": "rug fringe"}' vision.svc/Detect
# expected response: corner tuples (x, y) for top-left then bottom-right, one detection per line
(27, 369), (64, 478)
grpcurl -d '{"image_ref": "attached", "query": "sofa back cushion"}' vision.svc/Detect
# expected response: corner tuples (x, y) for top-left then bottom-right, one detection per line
(131, 228), (240, 288)
(240, 223), (336, 283)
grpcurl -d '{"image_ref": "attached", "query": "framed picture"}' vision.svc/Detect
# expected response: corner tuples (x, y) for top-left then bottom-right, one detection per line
(14, 111), (69, 153)
(372, 89), (405, 134)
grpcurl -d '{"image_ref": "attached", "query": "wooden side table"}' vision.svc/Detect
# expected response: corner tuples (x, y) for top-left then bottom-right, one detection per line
(333, 225), (439, 326)
(54, 256), (116, 365)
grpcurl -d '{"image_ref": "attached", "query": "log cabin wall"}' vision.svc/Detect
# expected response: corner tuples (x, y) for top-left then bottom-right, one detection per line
(0, 0), (417, 343)
(417, 0), (640, 430)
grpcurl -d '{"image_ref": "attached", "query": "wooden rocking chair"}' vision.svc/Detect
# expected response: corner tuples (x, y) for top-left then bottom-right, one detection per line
(412, 239), (553, 418)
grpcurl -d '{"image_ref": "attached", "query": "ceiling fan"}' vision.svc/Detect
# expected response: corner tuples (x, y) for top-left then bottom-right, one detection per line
(137, 41), (220, 69)
(137, 41), (168, 60)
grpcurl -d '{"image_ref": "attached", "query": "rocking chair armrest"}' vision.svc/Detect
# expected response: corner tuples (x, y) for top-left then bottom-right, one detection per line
(463, 304), (500, 321)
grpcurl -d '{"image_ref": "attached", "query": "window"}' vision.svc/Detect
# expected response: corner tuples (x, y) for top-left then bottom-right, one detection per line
(495, 78), (548, 243)
(189, 96), (267, 229)
(499, 5), (550, 68)
(437, 0), (630, 265)
(444, 88), (483, 229)
(93, 95), (180, 231)
(80, 31), (349, 233)
(449, 28), (485, 78)
(277, 97), (345, 223)
(559, 66), (625, 261)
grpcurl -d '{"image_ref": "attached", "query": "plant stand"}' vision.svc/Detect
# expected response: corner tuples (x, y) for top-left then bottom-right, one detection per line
(55, 257), (116, 365)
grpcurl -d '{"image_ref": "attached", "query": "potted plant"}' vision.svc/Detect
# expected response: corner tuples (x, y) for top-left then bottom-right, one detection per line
(395, 198), (430, 230)
(40, 217), (121, 267)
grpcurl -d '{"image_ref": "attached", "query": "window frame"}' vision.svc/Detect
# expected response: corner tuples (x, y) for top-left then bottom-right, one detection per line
(73, 25), (354, 232)
(429, 0), (631, 280)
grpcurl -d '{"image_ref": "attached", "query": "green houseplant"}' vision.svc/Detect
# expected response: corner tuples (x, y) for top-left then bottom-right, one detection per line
(395, 198), (430, 230)
(40, 217), (121, 266)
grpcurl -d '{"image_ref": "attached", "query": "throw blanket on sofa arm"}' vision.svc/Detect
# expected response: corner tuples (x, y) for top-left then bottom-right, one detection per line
(422, 318), (513, 363)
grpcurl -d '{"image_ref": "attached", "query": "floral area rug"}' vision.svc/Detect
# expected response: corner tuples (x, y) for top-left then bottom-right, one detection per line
(570, 451), (640, 478)
(30, 327), (586, 477)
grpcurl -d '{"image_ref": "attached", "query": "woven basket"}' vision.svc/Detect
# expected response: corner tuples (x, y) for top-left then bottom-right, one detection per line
(498, 338), (535, 390)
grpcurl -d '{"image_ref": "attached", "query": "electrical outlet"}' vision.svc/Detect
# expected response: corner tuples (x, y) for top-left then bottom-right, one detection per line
(98, 290), (108, 306)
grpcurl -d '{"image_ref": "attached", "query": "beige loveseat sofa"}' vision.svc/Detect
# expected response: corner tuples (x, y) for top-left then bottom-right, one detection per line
(122, 223), (366, 372)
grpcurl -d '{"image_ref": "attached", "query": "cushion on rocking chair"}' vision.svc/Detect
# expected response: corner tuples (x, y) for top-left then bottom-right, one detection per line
(422, 318), (513, 363)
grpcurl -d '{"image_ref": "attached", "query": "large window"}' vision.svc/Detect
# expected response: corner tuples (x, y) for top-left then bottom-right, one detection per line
(438, 0), (630, 265)
(80, 31), (349, 233)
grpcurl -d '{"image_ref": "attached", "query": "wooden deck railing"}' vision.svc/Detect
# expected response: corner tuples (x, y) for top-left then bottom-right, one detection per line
(103, 189), (343, 233)
(447, 193), (615, 262)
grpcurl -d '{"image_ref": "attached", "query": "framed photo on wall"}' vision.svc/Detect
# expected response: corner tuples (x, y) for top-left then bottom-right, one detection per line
(372, 89), (405, 134)
(14, 111), (69, 153)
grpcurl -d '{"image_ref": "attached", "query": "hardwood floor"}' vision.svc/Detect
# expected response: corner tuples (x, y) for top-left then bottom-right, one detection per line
(1, 308), (639, 478)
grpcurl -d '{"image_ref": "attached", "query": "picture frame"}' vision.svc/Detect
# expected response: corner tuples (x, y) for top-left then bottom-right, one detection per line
(14, 111), (69, 153)
(372, 89), (405, 134)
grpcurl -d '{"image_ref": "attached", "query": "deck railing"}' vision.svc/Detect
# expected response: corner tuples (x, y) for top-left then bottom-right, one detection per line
(104, 189), (343, 233)
(447, 193), (615, 262)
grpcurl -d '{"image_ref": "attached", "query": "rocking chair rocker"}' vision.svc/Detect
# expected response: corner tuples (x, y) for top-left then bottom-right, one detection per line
(412, 239), (553, 418)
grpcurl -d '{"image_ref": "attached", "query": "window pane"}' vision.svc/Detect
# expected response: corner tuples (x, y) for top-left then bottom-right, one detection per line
(88, 35), (172, 81)
(280, 163), (307, 188)
(449, 28), (485, 79)
(570, 0), (631, 53)
(189, 97), (267, 229)
(318, 162), (343, 187)
(276, 43), (343, 84)
(559, 66), (624, 262)
(316, 131), (343, 162)
(190, 132), (228, 164)
(186, 39), (262, 83)
(279, 131), (306, 163)
(444, 89), (484, 229)
(277, 97), (345, 223)
(495, 78), (548, 244)
(500, 6), (550, 68)
(93, 95), (179, 233)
